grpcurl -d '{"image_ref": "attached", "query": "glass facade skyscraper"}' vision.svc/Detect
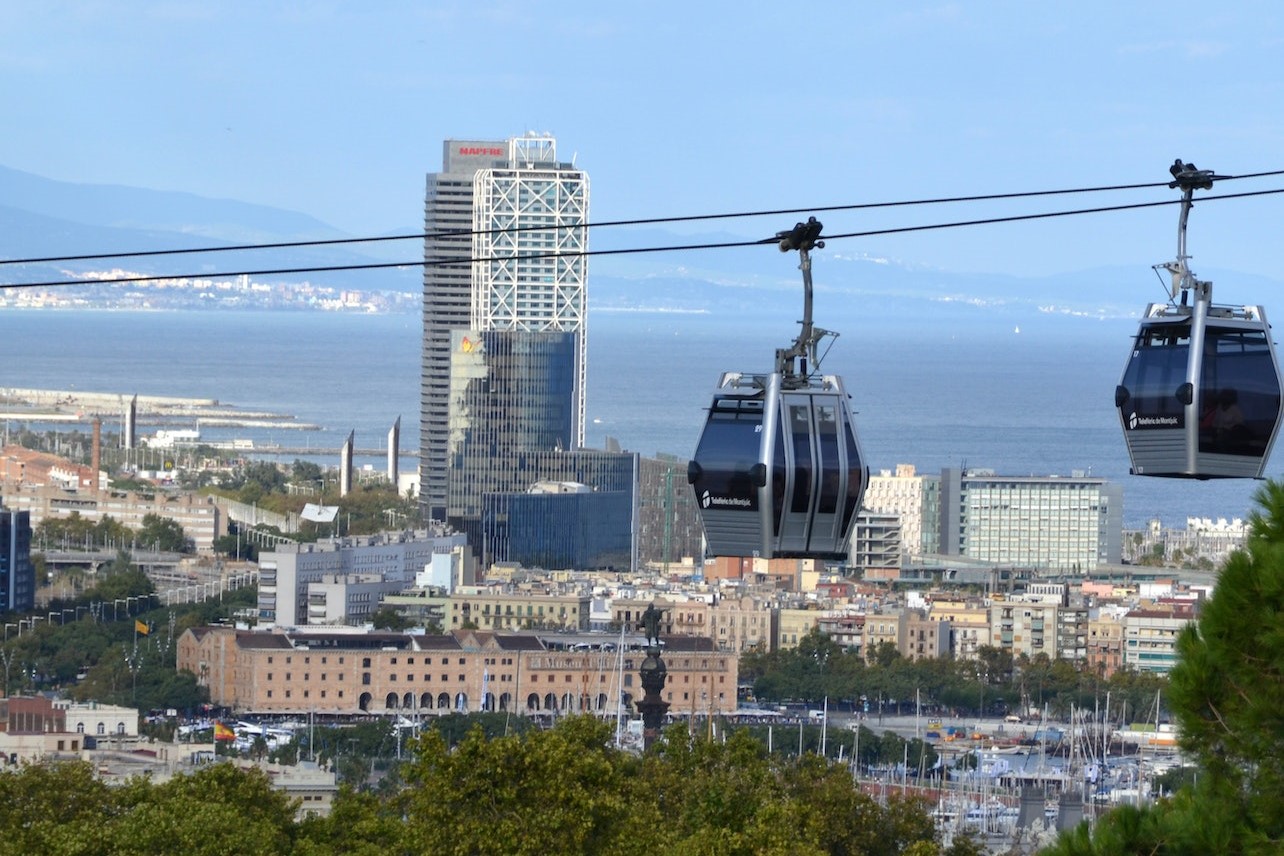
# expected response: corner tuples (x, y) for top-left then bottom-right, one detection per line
(0, 509), (34, 613)
(446, 328), (578, 521)
(420, 135), (588, 522)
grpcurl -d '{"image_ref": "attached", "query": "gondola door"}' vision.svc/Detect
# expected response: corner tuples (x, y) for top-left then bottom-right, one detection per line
(774, 392), (817, 555)
(774, 385), (864, 560)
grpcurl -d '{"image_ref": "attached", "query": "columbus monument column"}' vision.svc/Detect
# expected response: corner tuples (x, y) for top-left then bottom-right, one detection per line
(635, 602), (670, 750)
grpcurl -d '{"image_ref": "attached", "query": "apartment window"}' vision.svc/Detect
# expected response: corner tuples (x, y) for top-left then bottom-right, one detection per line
(363, 658), (371, 668)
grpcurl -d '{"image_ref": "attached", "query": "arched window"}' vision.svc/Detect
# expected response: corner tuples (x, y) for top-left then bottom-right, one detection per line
(526, 693), (541, 711)
(437, 692), (450, 710)
(359, 692), (372, 712)
(454, 692), (468, 712)
(385, 692), (399, 710)
(403, 692), (414, 709)
(544, 692), (557, 712)
(420, 692), (433, 710)
(76, 722), (85, 733)
(116, 722), (126, 734)
(96, 722), (105, 735)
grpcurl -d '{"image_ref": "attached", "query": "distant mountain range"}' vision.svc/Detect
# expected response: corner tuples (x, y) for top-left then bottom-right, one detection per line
(0, 165), (420, 292)
(3, 164), (1280, 328)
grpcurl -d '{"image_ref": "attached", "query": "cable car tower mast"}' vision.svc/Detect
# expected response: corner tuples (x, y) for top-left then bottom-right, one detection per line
(1161, 159), (1228, 308)
(773, 216), (836, 387)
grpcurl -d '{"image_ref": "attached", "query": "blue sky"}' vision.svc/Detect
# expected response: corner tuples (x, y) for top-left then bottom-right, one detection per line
(2, 2), (1283, 279)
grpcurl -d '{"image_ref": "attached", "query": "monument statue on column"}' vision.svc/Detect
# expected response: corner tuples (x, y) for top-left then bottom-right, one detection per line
(635, 602), (670, 749)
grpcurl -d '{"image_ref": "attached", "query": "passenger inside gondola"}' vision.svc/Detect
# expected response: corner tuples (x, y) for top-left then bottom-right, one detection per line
(1206, 387), (1250, 454)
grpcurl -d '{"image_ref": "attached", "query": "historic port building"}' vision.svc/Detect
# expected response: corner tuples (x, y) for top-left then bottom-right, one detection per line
(178, 627), (736, 719)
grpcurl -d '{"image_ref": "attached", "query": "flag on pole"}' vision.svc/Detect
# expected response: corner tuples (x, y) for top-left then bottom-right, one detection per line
(135, 619), (150, 636)
(214, 722), (236, 742)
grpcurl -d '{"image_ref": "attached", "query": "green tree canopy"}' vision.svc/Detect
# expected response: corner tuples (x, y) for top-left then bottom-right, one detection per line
(137, 513), (190, 553)
(1045, 479), (1284, 854)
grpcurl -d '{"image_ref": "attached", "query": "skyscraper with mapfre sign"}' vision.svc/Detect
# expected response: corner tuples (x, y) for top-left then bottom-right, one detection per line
(420, 135), (589, 523)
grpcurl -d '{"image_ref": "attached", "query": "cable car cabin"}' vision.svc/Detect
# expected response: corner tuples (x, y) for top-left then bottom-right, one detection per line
(687, 370), (868, 560)
(1116, 301), (1283, 478)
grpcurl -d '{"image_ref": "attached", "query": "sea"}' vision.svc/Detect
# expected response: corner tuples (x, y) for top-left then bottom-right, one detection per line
(1, 306), (1279, 529)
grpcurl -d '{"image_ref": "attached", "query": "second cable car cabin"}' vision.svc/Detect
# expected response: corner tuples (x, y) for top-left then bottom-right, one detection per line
(1117, 298), (1282, 478)
(1115, 161), (1284, 478)
(688, 218), (868, 559)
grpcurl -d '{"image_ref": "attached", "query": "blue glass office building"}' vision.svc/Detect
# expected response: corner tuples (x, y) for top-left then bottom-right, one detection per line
(483, 488), (634, 571)
(446, 328), (579, 523)
(0, 509), (35, 614)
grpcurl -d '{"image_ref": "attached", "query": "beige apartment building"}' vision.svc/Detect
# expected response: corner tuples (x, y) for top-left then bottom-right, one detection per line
(777, 608), (821, 649)
(1086, 613), (1125, 677)
(863, 610), (904, 659)
(1122, 606), (1197, 675)
(862, 464), (931, 559)
(929, 599), (991, 659)
(178, 627), (737, 717)
(447, 587), (591, 632)
(612, 595), (774, 653)
(990, 598), (1059, 659)
(903, 610), (952, 661)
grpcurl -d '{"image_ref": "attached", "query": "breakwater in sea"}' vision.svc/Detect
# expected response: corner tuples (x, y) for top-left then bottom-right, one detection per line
(0, 387), (320, 431)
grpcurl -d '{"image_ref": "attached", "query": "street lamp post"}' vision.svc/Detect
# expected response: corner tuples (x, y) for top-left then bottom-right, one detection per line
(0, 647), (14, 696)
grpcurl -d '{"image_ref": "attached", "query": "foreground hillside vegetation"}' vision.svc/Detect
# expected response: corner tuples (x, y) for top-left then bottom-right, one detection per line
(0, 718), (984, 856)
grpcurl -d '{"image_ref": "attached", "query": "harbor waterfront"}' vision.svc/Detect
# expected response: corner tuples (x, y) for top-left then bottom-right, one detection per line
(0, 306), (1277, 525)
